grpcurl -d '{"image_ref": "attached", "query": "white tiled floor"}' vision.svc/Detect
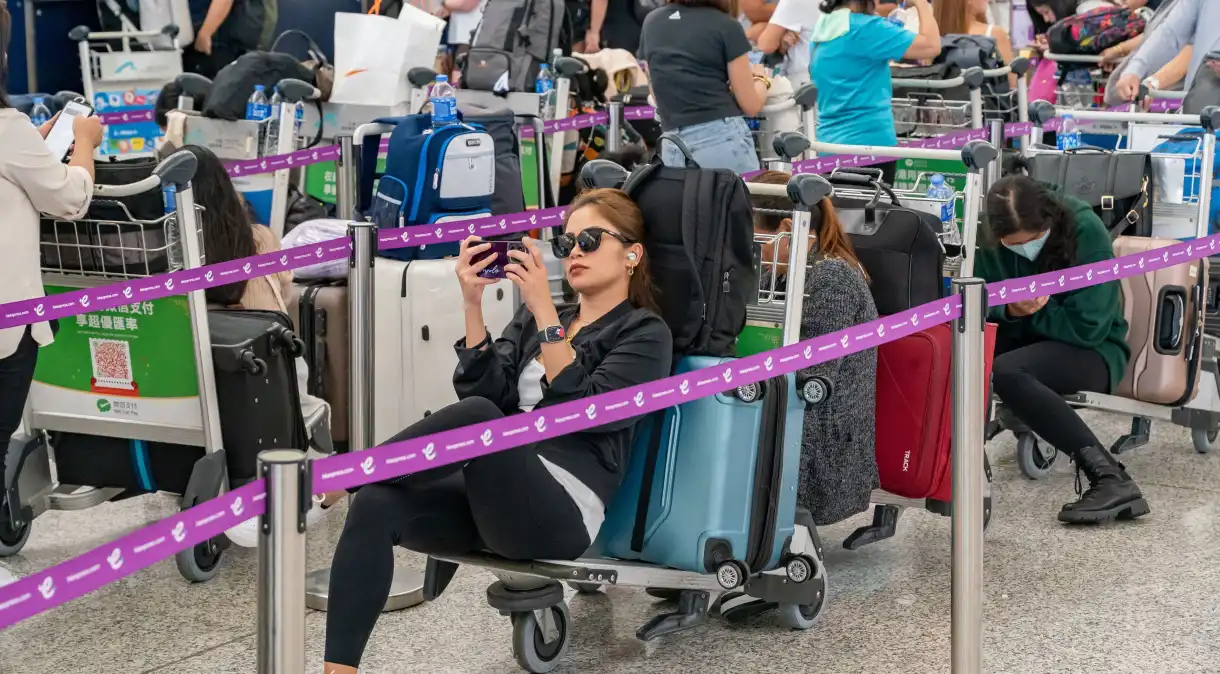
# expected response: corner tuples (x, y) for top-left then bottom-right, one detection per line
(2, 410), (1219, 673)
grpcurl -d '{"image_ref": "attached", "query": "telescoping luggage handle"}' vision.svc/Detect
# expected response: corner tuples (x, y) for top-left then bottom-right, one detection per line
(94, 149), (199, 199)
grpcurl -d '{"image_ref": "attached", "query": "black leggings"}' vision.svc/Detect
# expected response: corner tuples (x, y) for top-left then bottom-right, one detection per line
(992, 335), (1111, 454)
(323, 397), (596, 667)
(0, 329), (38, 501)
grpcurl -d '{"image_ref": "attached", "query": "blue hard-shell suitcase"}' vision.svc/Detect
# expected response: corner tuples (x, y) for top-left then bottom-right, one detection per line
(594, 355), (803, 575)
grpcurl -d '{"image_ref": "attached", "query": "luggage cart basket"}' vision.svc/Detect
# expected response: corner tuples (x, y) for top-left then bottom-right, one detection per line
(794, 136), (997, 549)
(414, 168), (835, 674)
(995, 102), (1220, 478)
(1, 150), (233, 583)
(891, 64), (1027, 139)
(70, 18), (183, 160)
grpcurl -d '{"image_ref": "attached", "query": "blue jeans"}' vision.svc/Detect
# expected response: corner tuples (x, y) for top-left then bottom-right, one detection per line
(661, 116), (760, 175)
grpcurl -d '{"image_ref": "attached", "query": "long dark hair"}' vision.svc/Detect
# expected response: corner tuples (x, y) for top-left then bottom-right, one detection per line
(668, 0), (740, 15)
(563, 188), (661, 315)
(986, 175), (1077, 273)
(819, 0), (874, 14)
(748, 170), (869, 281)
(181, 145), (258, 306)
(1028, 0), (1078, 36)
(0, 0), (11, 109)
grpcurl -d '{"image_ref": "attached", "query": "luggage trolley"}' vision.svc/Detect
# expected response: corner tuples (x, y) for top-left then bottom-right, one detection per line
(70, 15), (183, 160)
(793, 136), (998, 549)
(1002, 102), (1220, 477)
(415, 171), (834, 674)
(0, 151), (233, 583)
(891, 63), (1027, 139)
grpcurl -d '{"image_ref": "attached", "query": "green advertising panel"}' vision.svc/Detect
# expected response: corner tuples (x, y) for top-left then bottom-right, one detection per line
(29, 286), (203, 429)
(305, 156), (387, 205)
(893, 157), (968, 223)
(521, 138), (540, 210)
(736, 320), (784, 358)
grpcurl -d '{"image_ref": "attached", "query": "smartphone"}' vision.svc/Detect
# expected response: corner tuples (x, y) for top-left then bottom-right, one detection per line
(472, 241), (526, 279)
(44, 99), (95, 161)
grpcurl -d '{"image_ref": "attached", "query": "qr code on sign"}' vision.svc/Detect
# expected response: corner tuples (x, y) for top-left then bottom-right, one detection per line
(89, 338), (134, 390)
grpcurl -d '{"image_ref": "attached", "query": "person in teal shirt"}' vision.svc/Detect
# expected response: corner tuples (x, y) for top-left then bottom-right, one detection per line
(809, 0), (942, 183)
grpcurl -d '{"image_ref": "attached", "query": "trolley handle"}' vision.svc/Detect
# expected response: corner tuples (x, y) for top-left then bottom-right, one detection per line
(93, 149), (199, 198)
(1028, 99), (1220, 129)
(892, 66), (986, 91)
(69, 24), (179, 42)
(1042, 52), (1102, 64)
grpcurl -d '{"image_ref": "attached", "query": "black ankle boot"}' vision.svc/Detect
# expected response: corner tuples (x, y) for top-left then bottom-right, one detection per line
(1058, 445), (1150, 524)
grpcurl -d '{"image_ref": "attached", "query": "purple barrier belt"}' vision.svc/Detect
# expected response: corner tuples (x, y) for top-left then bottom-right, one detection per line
(97, 110), (155, 126)
(1, 231), (1217, 630)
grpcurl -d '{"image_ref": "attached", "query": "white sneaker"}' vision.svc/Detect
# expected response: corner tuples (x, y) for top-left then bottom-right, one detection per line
(0, 567), (18, 588)
(225, 494), (330, 548)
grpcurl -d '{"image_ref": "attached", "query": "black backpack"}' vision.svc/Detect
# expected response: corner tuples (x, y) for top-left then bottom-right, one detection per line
(203, 51), (315, 121)
(601, 135), (756, 356)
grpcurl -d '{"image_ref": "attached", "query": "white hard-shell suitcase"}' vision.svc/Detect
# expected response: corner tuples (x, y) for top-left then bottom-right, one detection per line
(373, 258), (517, 443)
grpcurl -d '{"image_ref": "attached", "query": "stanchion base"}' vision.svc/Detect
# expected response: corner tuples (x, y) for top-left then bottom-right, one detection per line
(305, 567), (425, 612)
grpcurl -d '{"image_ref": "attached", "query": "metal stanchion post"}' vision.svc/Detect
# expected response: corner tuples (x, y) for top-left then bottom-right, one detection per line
(336, 135), (357, 221)
(304, 222), (425, 613)
(986, 118), (1005, 190)
(950, 277), (987, 674)
(256, 449), (309, 674)
(606, 101), (623, 155)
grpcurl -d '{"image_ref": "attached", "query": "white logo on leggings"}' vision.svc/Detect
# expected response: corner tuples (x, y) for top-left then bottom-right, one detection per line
(423, 443), (436, 461)
(480, 429), (494, 447)
(361, 457), (375, 476)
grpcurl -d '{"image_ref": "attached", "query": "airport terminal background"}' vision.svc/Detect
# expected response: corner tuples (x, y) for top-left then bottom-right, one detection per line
(4, 0), (1220, 672)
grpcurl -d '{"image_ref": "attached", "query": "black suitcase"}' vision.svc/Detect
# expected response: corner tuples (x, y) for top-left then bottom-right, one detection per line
(209, 309), (308, 483)
(40, 157), (171, 275)
(830, 170), (946, 316)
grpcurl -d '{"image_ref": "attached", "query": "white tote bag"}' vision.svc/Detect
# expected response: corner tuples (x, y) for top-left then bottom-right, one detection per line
(330, 4), (445, 107)
(140, 0), (195, 48)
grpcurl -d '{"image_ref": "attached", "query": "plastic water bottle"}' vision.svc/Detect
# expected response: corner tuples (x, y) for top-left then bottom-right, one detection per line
(551, 48), (563, 70)
(29, 97), (52, 127)
(927, 174), (959, 245)
(887, 5), (905, 27)
(1062, 68), (1092, 109)
(430, 75), (458, 129)
(245, 85), (271, 121)
(264, 87), (282, 155)
(1058, 114), (1081, 151)
(535, 64), (554, 95)
(293, 101), (305, 135)
(163, 185), (183, 269)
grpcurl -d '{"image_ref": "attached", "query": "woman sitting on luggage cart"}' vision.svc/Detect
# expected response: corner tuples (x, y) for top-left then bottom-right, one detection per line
(323, 189), (672, 673)
(979, 175), (1148, 524)
(808, 0), (942, 185)
(748, 171), (880, 526)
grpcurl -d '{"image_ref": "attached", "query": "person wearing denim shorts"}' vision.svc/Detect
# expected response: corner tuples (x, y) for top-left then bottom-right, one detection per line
(639, 0), (769, 175)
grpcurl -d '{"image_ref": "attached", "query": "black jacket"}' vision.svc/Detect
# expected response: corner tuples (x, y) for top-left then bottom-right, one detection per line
(453, 300), (672, 500)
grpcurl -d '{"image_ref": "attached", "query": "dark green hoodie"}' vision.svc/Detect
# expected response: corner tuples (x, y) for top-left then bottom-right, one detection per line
(974, 193), (1131, 393)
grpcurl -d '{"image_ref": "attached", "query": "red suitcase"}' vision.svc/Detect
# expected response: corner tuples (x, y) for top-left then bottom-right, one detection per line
(873, 322), (997, 502)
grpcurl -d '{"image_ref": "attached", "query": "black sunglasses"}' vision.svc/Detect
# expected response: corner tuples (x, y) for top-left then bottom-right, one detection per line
(551, 227), (636, 259)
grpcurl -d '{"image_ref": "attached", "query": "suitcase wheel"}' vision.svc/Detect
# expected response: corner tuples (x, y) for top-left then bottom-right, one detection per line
(798, 376), (832, 405)
(1191, 427), (1218, 454)
(239, 350), (268, 376)
(732, 382), (765, 403)
(1016, 432), (1057, 480)
(714, 560), (749, 590)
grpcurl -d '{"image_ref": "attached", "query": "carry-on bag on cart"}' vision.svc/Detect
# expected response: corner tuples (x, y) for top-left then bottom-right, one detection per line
(1046, 5), (1147, 57)
(829, 170), (945, 316)
(1150, 129), (1220, 236)
(1020, 148), (1154, 238)
(457, 102), (527, 215)
(873, 322), (997, 502)
(372, 258), (516, 443)
(40, 157), (170, 274)
(360, 113), (495, 261)
(209, 309), (308, 482)
(1113, 236), (1205, 406)
(289, 281), (350, 451)
(462, 0), (565, 92)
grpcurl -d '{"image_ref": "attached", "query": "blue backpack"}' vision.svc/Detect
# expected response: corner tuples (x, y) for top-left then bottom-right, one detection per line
(1151, 128), (1220, 237)
(359, 114), (496, 261)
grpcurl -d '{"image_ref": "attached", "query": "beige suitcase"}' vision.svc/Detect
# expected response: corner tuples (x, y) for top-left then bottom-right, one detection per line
(1114, 236), (1204, 405)
(289, 281), (350, 451)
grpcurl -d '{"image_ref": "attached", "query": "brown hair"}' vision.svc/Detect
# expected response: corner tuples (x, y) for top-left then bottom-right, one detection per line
(932, 0), (980, 39)
(0, 0), (11, 108)
(747, 171), (869, 281)
(668, 0), (740, 16)
(564, 188), (662, 315)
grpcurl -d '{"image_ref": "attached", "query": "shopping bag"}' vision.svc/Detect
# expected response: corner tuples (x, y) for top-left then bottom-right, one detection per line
(140, 0), (194, 48)
(330, 2), (445, 107)
(1029, 57), (1058, 105)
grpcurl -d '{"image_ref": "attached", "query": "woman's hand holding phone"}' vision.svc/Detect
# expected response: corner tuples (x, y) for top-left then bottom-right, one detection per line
(457, 236), (498, 307)
(72, 115), (104, 151)
(504, 239), (553, 315)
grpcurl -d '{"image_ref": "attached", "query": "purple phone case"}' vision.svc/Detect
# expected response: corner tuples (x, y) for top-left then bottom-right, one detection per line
(475, 242), (524, 279)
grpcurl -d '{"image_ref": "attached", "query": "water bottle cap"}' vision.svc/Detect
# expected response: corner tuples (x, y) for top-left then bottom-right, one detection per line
(931, 174), (945, 185)
(436, 75), (449, 82)
(255, 84), (265, 91)
(539, 64), (549, 70)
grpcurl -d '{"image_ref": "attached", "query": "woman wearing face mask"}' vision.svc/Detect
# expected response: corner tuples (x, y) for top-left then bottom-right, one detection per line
(977, 176), (1146, 525)
(322, 189), (672, 673)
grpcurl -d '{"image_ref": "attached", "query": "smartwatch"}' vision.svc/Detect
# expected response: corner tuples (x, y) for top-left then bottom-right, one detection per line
(538, 325), (566, 344)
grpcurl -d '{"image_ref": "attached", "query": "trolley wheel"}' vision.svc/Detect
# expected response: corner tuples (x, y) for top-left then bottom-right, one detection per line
(776, 585), (827, 631)
(511, 602), (571, 673)
(784, 555), (814, 583)
(567, 581), (601, 595)
(1191, 427), (1217, 454)
(0, 517), (30, 557)
(175, 537), (223, 583)
(715, 560), (748, 590)
(1016, 433), (1057, 480)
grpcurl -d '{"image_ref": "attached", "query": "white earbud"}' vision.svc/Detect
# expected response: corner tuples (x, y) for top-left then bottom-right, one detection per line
(627, 252), (638, 261)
